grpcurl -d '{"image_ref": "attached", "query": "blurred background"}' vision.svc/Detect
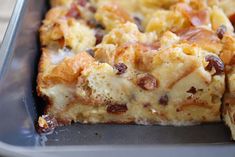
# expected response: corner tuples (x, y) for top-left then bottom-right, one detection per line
(0, 0), (16, 43)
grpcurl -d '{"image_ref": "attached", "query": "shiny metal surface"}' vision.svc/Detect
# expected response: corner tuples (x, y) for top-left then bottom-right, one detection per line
(0, 0), (50, 146)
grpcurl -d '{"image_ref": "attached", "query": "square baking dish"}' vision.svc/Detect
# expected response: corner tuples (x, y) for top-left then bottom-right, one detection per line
(0, 0), (234, 156)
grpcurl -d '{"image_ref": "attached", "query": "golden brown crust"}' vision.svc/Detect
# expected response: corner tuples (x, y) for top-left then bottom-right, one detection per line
(39, 5), (96, 52)
(177, 27), (222, 54)
(95, 2), (134, 31)
(220, 34), (235, 65)
(37, 0), (235, 130)
(43, 52), (94, 87)
(38, 23), (225, 126)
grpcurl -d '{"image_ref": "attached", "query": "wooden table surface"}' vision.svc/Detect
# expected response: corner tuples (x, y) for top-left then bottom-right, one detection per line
(0, 0), (16, 43)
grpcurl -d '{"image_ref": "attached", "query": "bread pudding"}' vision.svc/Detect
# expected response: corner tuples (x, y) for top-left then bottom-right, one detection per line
(37, 0), (235, 140)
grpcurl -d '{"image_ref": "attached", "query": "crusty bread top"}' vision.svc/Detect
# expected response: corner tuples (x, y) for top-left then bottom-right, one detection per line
(36, 0), (235, 130)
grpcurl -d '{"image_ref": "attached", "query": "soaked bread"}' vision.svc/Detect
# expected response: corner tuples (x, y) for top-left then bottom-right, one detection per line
(37, 0), (235, 140)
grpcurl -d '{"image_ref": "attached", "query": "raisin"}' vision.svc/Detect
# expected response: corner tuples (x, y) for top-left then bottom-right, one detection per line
(187, 86), (197, 94)
(136, 73), (158, 90)
(107, 104), (128, 114)
(87, 19), (97, 28)
(58, 38), (65, 47)
(176, 108), (181, 112)
(229, 13), (235, 29)
(96, 23), (105, 29)
(86, 49), (95, 57)
(143, 103), (151, 108)
(216, 25), (227, 39)
(205, 55), (224, 75)
(88, 6), (97, 13)
(114, 63), (128, 75)
(37, 115), (58, 134)
(134, 16), (144, 33)
(87, 19), (105, 29)
(95, 28), (105, 45)
(77, 0), (87, 7)
(159, 94), (169, 106)
(66, 4), (81, 19)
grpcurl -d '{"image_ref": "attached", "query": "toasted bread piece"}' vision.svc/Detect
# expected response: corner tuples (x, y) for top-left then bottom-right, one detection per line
(39, 6), (96, 52)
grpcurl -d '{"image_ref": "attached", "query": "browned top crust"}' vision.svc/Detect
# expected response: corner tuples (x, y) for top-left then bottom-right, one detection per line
(37, 0), (235, 139)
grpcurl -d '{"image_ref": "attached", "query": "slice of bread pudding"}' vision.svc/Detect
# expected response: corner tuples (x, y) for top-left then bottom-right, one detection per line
(37, 0), (235, 140)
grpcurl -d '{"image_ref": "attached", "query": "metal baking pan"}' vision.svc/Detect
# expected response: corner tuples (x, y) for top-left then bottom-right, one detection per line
(0, 0), (234, 156)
